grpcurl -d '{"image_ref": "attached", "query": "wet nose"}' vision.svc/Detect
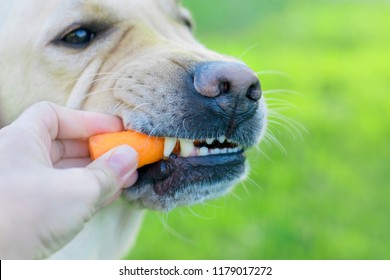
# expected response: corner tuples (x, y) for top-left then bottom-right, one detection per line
(193, 61), (262, 103)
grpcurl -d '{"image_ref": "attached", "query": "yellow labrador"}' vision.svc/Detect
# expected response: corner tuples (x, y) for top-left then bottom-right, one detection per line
(0, 0), (267, 259)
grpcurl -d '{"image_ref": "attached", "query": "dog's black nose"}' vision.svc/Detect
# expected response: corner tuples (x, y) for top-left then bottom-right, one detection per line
(193, 61), (261, 103)
(190, 61), (262, 137)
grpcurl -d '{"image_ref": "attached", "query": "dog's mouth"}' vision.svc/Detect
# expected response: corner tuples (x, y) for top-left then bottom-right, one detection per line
(117, 59), (266, 210)
(124, 133), (247, 210)
(163, 136), (244, 159)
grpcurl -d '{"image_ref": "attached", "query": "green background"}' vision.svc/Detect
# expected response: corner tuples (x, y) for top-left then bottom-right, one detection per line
(128, 0), (390, 259)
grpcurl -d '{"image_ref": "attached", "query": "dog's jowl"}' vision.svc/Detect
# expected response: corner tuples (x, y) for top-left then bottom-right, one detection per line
(0, 0), (267, 259)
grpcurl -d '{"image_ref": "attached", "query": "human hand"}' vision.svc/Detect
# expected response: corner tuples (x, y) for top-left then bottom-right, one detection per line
(0, 102), (138, 259)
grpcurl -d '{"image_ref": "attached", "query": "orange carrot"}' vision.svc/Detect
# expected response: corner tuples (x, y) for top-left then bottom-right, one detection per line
(89, 130), (164, 168)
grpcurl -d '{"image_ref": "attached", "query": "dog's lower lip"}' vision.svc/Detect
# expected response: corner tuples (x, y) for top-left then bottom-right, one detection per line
(141, 152), (245, 180)
(130, 152), (245, 195)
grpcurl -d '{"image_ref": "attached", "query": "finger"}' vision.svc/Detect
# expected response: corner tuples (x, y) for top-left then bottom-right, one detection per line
(16, 101), (123, 141)
(123, 171), (138, 189)
(102, 190), (123, 208)
(54, 157), (92, 169)
(51, 139), (89, 163)
(97, 166), (138, 208)
(64, 145), (139, 210)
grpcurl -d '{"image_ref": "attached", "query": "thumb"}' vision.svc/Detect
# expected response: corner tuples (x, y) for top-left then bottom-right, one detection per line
(84, 145), (139, 208)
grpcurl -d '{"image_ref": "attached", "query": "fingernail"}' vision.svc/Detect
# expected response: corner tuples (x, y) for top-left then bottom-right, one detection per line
(107, 145), (138, 179)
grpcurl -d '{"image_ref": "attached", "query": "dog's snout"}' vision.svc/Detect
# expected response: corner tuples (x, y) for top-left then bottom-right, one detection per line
(193, 61), (261, 102)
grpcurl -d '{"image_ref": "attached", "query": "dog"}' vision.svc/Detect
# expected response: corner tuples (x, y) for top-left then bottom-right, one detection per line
(0, 0), (267, 259)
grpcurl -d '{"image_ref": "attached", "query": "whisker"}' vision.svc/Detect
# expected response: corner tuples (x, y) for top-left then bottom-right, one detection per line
(75, 81), (155, 105)
(268, 119), (299, 140)
(201, 199), (226, 210)
(244, 175), (264, 191)
(78, 87), (124, 102)
(147, 122), (163, 137)
(260, 136), (272, 149)
(181, 118), (189, 138)
(266, 101), (300, 111)
(264, 89), (303, 96)
(129, 84), (154, 90)
(255, 70), (291, 78)
(89, 72), (124, 77)
(61, 72), (154, 98)
(60, 72), (123, 92)
(129, 102), (153, 114)
(86, 76), (135, 85)
(238, 43), (261, 59)
(186, 206), (215, 220)
(268, 111), (308, 139)
(229, 190), (243, 201)
(266, 97), (294, 102)
(240, 182), (251, 195)
(266, 123), (283, 136)
(264, 129), (288, 155)
(157, 213), (195, 244)
(256, 145), (275, 163)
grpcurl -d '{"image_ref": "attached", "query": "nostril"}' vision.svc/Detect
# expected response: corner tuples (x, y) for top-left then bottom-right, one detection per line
(193, 61), (261, 101)
(245, 81), (262, 101)
(218, 80), (230, 94)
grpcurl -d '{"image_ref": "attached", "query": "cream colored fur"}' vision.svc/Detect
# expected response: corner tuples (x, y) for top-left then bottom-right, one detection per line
(0, 0), (249, 259)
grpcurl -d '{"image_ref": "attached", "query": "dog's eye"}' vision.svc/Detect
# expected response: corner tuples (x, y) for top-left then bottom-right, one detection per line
(179, 6), (194, 31)
(182, 17), (193, 30)
(62, 28), (96, 46)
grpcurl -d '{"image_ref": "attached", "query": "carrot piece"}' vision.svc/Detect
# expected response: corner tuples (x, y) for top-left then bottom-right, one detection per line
(88, 130), (164, 168)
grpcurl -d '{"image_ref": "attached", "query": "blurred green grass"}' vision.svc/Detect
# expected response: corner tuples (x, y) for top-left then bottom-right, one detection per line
(127, 0), (390, 259)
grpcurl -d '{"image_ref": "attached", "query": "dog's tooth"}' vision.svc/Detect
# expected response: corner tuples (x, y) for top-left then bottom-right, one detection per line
(206, 138), (214, 145)
(180, 139), (194, 157)
(218, 135), (226, 143)
(211, 148), (221, 155)
(164, 137), (177, 157)
(199, 147), (209, 156)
